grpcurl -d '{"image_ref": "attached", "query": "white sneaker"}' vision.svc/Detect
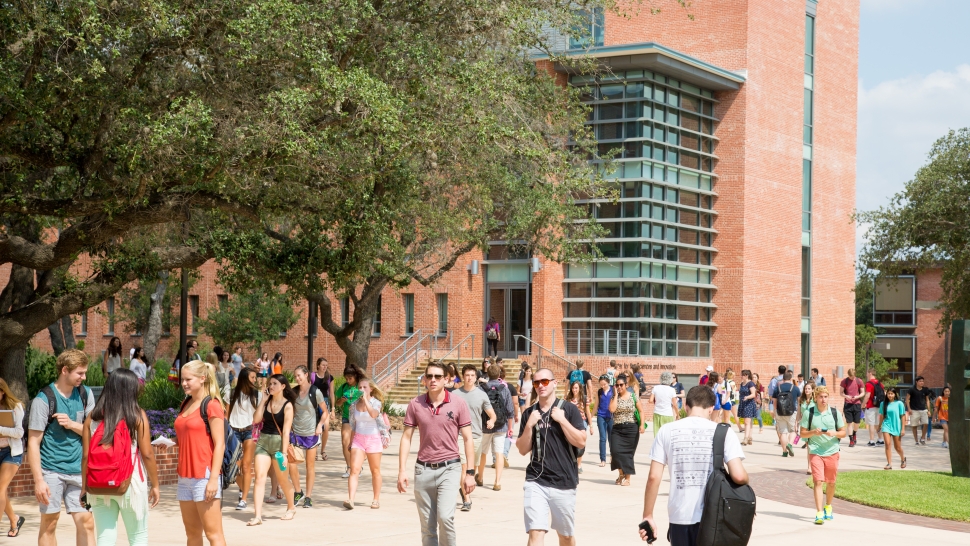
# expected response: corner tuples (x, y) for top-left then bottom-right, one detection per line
(342, 467), (351, 478)
(942, 441), (949, 448)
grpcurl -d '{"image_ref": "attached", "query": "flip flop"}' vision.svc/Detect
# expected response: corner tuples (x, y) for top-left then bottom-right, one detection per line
(321, 451), (329, 461)
(246, 518), (263, 526)
(343, 500), (354, 510)
(282, 510), (296, 521)
(8, 516), (25, 537)
(371, 500), (380, 509)
(901, 458), (907, 469)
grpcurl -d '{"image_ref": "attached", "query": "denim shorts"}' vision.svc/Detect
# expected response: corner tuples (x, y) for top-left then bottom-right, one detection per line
(0, 446), (22, 466)
(232, 426), (253, 443)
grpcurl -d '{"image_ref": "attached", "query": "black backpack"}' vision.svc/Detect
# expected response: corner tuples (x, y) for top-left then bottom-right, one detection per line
(179, 396), (242, 490)
(697, 423), (757, 546)
(481, 382), (508, 433)
(807, 406), (840, 431)
(869, 380), (886, 409)
(775, 384), (796, 416)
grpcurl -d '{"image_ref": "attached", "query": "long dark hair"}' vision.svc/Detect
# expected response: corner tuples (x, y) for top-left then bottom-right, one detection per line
(270, 373), (298, 406)
(107, 336), (122, 357)
(228, 367), (259, 419)
(882, 387), (898, 417)
(90, 368), (142, 446)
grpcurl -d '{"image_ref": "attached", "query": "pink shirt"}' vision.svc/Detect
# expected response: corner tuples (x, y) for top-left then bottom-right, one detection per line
(404, 390), (471, 463)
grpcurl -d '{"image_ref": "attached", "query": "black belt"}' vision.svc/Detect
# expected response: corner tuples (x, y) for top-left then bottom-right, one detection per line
(232, 425), (253, 432)
(415, 458), (461, 469)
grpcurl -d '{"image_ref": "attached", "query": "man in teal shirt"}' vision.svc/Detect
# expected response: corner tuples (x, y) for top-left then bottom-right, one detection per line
(27, 349), (96, 546)
(799, 385), (846, 526)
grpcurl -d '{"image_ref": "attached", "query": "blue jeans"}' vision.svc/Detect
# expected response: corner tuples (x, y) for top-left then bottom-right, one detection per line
(596, 416), (613, 462)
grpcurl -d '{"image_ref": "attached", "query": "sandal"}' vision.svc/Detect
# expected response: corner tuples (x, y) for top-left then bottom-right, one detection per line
(321, 451), (329, 461)
(901, 458), (907, 469)
(276, 490), (284, 500)
(282, 509), (296, 521)
(621, 478), (631, 486)
(615, 476), (623, 485)
(343, 500), (354, 510)
(8, 516), (25, 537)
(247, 518), (263, 526)
(884, 465), (892, 470)
(371, 500), (380, 509)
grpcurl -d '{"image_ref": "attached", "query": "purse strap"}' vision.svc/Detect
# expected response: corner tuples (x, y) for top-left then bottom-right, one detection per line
(269, 399), (288, 437)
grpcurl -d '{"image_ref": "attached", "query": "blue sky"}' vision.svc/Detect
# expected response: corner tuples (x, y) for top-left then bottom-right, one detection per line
(856, 0), (970, 248)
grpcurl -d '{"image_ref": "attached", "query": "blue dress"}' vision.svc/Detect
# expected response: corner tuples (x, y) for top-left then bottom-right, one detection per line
(738, 381), (759, 418)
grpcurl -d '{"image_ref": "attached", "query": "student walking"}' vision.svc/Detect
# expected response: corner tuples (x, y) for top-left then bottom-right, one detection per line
(397, 362), (477, 546)
(227, 367), (262, 510)
(311, 357), (336, 460)
(129, 347), (149, 383)
(863, 370), (885, 447)
(564, 380), (592, 473)
(486, 317), (501, 357)
(336, 366), (363, 478)
(640, 386), (748, 545)
(255, 353), (271, 387)
(173, 360), (227, 545)
(879, 388), (908, 469)
(799, 385), (847, 524)
(839, 368), (865, 447)
(723, 370), (739, 428)
(0, 379), (25, 538)
(905, 376), (935, 446)
(797, 381), (817, 474)
(287, 366), (328, 508)
(609, 376), (646, 486)
(671, 373), (685, 410)
(103, 337), (124, 377)
(935, 387), (950, 448)
(516, 368), (587, 546)
(345, 378), (389, 509)
(249, 373), (298, 525)
(753, 373), (765, 433)
(81, 369), (160, 546)
(707, 371), (722, 422)
(452, 364), (495, 511)
(594, 376), (614, 467)
(737, 370), (759, 445)
(649, 372), (678, 433)
(477, 365), (515, 491)
(27, 349), (96, 546)
(772, 371), (800, 458)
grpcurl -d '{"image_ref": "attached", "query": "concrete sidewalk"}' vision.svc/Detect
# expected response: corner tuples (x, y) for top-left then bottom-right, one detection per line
(9, 424), (965, 544)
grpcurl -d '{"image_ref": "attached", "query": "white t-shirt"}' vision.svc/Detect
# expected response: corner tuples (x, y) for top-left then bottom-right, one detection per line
(652, 385), (677, 416)
(649, 417), (745, 525)
(228, 391), (263, 429)
(129, 359), (148, 381)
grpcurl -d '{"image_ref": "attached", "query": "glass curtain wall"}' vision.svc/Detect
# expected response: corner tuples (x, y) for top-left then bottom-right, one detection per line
(802, 2), (817, 375)
(564, 70), (718, 357)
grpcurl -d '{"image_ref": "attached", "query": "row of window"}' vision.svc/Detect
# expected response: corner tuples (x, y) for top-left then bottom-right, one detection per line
(595, 206), (714, 229)
(596, 121), (717, 153)
(562, 321), (712, 357)
(590, 102), (716, 137)
(582, 81), (717, 118)
(597, 142), (715, 172)
(397, 294), (449, 336)
(564, 282), (713, 303)
(570, 70), (717, 100)
(567, 262), (713, 284)
(594, 223), (714, 246)
(597, 160), (715, 190)
(564, 301), (712, 321)
(583, 181), (715, 209)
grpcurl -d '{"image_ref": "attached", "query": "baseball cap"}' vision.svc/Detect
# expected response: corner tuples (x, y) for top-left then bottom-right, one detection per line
(705, 365), (714, 372)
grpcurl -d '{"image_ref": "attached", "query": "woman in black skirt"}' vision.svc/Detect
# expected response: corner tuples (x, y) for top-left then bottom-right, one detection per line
(608, 376), (646, 486)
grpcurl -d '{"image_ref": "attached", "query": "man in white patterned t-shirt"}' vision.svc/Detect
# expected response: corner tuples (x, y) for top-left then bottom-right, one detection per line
(639, 386), (748, 546)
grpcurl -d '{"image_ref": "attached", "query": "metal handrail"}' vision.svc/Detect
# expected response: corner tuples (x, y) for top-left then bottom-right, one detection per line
(373, 330), (428, 386)
(429, 334), (477, 364)
(513, 334), (576, 371)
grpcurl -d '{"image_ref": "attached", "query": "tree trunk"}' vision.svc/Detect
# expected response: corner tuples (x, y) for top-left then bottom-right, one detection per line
(143, 271), (169, 364)
(312, 276), (388, 373)
(47, 320), (66, 355)
(947, 320), (969, 477)
(61, 315), (76, 349)
(0, 343), (29, 401)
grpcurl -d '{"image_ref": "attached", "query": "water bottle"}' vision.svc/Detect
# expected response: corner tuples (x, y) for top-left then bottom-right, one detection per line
(274, 450), (287, 472)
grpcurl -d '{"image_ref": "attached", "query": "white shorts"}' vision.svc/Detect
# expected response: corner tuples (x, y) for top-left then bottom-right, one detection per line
(479, 432), (505, 457)
(523, 481), (576, 536)
(460, 437), (482, 464)
(38, 471), (84, 514)
(176, 470), (222, 502)
(775, 414), (797, 434)
(865, 407), (879, 426)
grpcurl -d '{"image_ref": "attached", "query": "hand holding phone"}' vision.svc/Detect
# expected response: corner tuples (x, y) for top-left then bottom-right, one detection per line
(638, 519), (657, 543)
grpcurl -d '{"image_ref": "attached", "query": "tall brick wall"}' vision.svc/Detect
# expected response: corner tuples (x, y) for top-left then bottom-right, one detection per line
(914, 269), (947, 387)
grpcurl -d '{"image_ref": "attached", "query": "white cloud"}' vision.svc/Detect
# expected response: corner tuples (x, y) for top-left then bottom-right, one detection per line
(855, 64), (970, 253)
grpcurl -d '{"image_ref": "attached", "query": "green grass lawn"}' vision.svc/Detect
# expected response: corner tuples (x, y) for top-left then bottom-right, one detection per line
(805, 471), (970, 522)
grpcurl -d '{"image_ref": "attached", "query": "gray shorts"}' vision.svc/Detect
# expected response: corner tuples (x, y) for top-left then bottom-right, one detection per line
(176, 470), (222, 502)
(523, 481), (576, 536)
(39, 470), (85, 514)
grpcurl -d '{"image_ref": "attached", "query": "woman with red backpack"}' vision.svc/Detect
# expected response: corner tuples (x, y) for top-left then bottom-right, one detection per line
(81, 368), (160, 545)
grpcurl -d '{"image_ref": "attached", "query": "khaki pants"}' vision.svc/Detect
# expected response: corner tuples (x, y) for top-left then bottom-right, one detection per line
(414, 462), (462, 546)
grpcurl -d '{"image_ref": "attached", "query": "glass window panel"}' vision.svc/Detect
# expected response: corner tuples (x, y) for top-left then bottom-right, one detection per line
(680, 170), (700, 189)
(595, 301), (621, 317)
(665, 227), (677, 242)
(623, 261), (640, 278)
(666, 189), (678, 203)
(564, 302), (591, 318)
(681, 94), (700, 113)
(803, 125), (813, 144)
(596, 262), (622, 278)
(652, 146), (665, 161)
(599, 103), (623, 119)
(567, 283), (592, 297)
(625, 101), (641, 118)
(681, 113), (700, 131)
(666, 246), (678, 262)
(805, 15), (815, 56)
(651, 126), (662, 142)
(624, 141), (641, 158)
(679, 266), (698, 283)
(803, 159), (812, 212)
(804, 54), (814, 74)
(700, 175), (712, 191)
(596, 282), (620, 297)
(653, 163), (665, 180)
(626, 121), (639, 138)
(703, 102), (714, 116)
(667, 148), (679, 164)
(487, 264), (529, 282)
(804, 88), (813, 126)
(651, 263), (664, 279)
(653, 105), (665, 121)
(598, 123), (622, 140)
(668, 91), (679, 107)
(667, 130), (679, 146)
(682, 133), (699, 150)
(651, 224), (663, 239)
(568, 264), (592, 278)
(651, 204), (663, 220)
(654, 87), (665, 102)
(667, 110), (679, 125)
(652, 244), (664, 260)
(601, 84), (624, 100)
(626, 82), (644, 98)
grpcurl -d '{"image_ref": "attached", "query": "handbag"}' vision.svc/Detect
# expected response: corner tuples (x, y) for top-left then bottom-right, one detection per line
(268, 400), (299, 463)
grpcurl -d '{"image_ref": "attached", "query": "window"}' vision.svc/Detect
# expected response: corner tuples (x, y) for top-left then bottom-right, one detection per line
(340, 297), (350, 327)
(105, 298), (116, 336)
(403, 294), (415, 335)
(217, 294), (228, 310)
(569, 8), (605, 49)
(437, 294), (448, 335)
(189, 295), (199, 335)
(801, 247), (811, 318)
(876, 335), (915, 386)
(873, 276), (916, 327)
(78, 311), (88, 337)
(372, 295), (382, 336)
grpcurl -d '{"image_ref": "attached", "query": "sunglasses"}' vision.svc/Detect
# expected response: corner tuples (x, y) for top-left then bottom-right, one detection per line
(616, 382), (627, 387)
(425, 373), (444, 380)
(532, 378), (554, 388)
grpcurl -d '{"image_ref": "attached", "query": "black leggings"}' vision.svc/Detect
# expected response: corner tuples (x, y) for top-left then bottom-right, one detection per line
(487, 338), (498, 357)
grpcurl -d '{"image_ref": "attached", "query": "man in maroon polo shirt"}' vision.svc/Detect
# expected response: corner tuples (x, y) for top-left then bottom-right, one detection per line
(398, 362), (477, 546)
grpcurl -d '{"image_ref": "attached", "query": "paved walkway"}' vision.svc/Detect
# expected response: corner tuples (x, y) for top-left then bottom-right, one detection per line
(8, 424), (967, 544)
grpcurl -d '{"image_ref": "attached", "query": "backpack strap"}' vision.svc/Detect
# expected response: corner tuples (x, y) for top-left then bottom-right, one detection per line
(712, 423), (729, 469)
(181, 396), (213, 438)
(831, 407), (839, 429)
(40, 386), (58, 428)
(808, 406), (816, 430)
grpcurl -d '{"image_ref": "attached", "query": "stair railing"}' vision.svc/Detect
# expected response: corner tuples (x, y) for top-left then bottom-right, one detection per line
(429, 333), (476, 366)
(512, 334), (576, 377)
(373, 330), (430, 388)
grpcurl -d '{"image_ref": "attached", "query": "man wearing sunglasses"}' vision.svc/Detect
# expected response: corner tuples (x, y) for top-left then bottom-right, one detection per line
(398, 363), (477, 546)
(516, 369), (587, 546)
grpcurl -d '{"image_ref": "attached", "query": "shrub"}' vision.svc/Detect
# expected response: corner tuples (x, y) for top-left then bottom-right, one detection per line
(84, 357), (106, 387)
(26, 347), (57, 398)
(760, 410), (775, 426)
(139, 375), (185, 411)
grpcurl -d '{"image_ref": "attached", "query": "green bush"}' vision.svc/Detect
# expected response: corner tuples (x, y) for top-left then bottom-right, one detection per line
(84, 356), (106, 387)
(26, 347), (58, 398)
(139, 374), (185, 411)
(760, 410), (775, 426)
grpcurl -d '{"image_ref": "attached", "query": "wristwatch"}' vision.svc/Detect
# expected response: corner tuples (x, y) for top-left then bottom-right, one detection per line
(466, 469), (476, 476)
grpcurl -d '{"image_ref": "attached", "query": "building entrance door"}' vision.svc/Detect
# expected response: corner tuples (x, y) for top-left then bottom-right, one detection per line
(486, 285), (530, 359)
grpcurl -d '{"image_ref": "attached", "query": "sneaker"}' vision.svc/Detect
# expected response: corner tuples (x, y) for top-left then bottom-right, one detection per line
(815, 511), (824, 525)
(867, 441), (875, 447)
(578, 465), (584, 474)
(915, 441), (920, 447)
(787, 443), (795, 457)
(238, 492), (243, 502)
(876, 440), (884, 445)
(235, 500), (247, 511)
(942, 441), (949, 448)
(461, 502), (472, 512)
(294, 490), (304, 504)
(342, 467), (351, 478)
(782, 451), (789, 458)
(920, 439), (926, 446)
(849, 437), (856, 448)
(823, 504), (833, 520)
(302, 496), (313, 508)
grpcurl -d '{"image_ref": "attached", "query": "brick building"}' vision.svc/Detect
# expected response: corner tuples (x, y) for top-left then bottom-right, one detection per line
(4, 0), (858, 391)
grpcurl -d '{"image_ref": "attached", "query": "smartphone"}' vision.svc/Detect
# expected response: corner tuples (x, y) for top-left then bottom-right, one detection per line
(638, 520), (657, 544)
(80, 493), (91, 511)
(821, 428), (828, 433)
